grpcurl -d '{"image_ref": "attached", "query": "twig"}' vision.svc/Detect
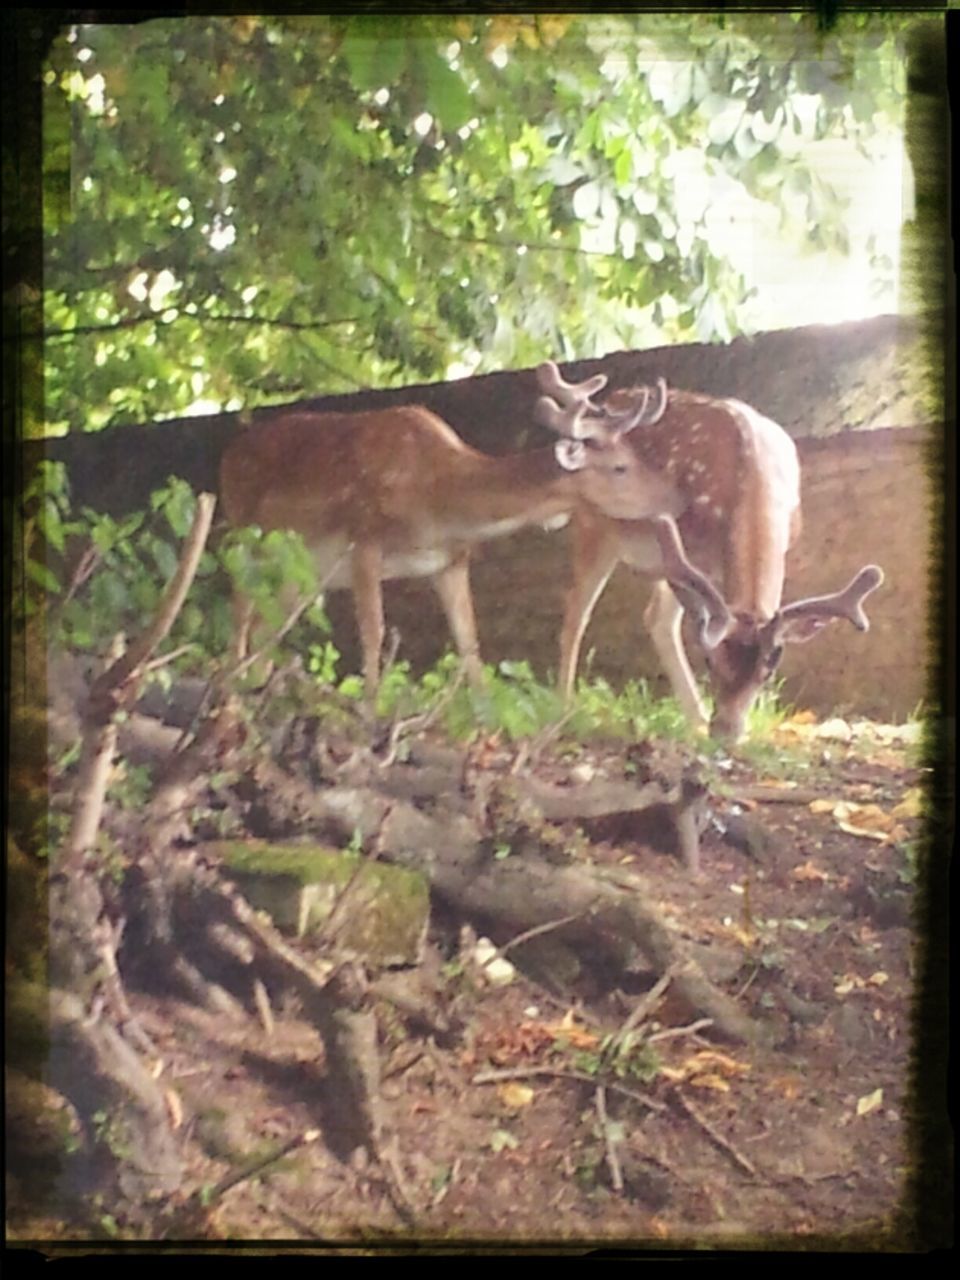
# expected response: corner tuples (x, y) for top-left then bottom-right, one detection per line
(647, 1017), (714, 1045)
(509, 705), (581, 776)
(472, 1066), (666, 1113)
(309, 852), (371, 950)
(378, 1135), (418, 1227)
(226, 886), (336, 995)
(227, 591), (315, 684)
(40, 310), (363, 341)
(377, 661), (468, 769)
(252, 655), (304, 716)
(203, 1129), (322, 1203)
(499, 911), (585, 957)
(140, 643), (198, 674)
(733, 966), (760, 1003)
(253, 979), (275, 1037)
(671, 1088), (758, 1178)
(595, 1084), (624, 1193)
(62, 542), (103, 606)
(607, 966), (677, 1055)
(166, 548), (350, 758)
(381, 627), (402, 681)
(226, 547), (350, 686)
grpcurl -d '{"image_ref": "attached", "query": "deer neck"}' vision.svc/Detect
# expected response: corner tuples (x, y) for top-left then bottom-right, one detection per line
(439, 446), (576, 536)
(721, 406), (800, 621)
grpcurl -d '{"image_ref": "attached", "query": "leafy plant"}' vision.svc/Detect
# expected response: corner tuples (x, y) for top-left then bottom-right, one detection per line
(40, 13), (909, 437)
(15, 462), (340, 687)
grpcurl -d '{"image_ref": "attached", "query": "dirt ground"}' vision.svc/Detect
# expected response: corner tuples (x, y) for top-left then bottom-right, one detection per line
(8, 710), (942, 1255)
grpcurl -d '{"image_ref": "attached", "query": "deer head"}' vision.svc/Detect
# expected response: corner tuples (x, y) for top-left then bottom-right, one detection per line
(534, 362), (676, 521)
(653, 516), (884, 740)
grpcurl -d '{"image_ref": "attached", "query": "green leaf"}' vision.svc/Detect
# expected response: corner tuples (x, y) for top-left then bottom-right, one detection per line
(341, 31), (408, 91)
(26, 560), (62, 593)
(417, 48), (473, 132)
(147, 536), (179, 580)
(614, 146), (633, 186)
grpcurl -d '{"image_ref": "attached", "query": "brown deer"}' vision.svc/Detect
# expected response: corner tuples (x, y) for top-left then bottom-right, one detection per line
(551, 379), (884, 740)
(219, 363), (681, 700)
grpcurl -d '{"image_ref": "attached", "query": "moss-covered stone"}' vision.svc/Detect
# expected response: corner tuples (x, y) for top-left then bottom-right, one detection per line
(216, 841), (429, 967)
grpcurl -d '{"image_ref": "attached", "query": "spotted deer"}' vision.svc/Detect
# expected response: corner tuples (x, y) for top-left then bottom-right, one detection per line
(219, 363), (678, 701)
(545, 378), (884, 740)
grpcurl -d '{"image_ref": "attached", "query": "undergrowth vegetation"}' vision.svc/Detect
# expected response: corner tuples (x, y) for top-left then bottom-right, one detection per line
(16, 466), (922, 783)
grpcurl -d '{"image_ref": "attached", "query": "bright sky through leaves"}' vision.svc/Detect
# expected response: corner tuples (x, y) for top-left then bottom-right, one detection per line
(42, 13), (911, 434)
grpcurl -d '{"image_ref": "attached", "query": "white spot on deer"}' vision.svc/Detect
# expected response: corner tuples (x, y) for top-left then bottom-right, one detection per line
(694, 493), (711, 505)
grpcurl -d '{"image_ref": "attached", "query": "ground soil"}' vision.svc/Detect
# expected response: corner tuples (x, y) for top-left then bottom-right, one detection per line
(6, 716), (934, 1255)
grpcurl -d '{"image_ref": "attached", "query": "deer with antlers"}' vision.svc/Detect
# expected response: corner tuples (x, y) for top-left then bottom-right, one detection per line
(219, 363), (680, 701)
(538, 373), (884, 741)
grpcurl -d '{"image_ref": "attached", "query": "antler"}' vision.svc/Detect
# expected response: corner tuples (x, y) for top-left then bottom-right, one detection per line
(534, 362), (668, 441)
(534, 361), (607, 440)
(600, 378), (669, 438)
(767, 565), (885, 645)
(652, 516), (734, 649)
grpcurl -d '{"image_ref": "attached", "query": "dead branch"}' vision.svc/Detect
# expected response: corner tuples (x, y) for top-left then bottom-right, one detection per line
(596, 1084), (624, 1193)
(64, 633), (126, 868)
(98, 492), (217, 695)
(201, 1128), (322, 1205)
(608, 966), (677, 1055)
(377, 661), (468, 769)
(472, 1066), (666, 1113)
(226, 548), (349, 686)
(248, 769), (772, 1045)
(500, 912), (586, 956)
(671, 1088), (759, 1178)
(63, 493), (216, 870)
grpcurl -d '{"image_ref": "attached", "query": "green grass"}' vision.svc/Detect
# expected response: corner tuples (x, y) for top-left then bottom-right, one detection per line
(310, 648), (765, 749)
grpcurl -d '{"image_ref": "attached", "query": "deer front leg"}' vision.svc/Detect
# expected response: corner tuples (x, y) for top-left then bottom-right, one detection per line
(559, 519), (621, 700)
(431, 553), (485, 689)
(644, 579), (709, 731)
(351, 543), (386, 704)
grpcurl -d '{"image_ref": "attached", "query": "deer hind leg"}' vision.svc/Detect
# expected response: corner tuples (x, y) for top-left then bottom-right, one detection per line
(350, 543), (386, 704)
(558, 526), (620, 700)
(431, 553), (484, 689)
(644, 579), (709, 731)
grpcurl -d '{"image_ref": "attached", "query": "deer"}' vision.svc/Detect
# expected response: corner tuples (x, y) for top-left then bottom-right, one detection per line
(218, 363), (683, 702)
(545, 377), (885, 741)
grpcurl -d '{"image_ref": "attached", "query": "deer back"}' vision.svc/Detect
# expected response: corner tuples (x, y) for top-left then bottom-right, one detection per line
(606, 388), (801, 618)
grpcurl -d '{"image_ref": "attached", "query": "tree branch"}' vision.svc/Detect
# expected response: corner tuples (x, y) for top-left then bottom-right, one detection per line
(40, 312), (363, 341)
(417, 219), (612, 259)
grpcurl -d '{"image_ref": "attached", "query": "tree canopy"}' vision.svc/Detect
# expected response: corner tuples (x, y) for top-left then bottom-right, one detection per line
(41, 12), (908, 436)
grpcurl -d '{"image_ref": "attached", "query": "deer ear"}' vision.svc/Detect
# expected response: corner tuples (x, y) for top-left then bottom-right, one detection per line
(554, 438), (587, 472)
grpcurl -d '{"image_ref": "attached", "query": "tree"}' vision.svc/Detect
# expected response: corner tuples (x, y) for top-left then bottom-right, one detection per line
(41, 12), (907, 435)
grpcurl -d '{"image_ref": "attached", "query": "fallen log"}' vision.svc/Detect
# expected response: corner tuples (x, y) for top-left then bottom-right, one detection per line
(240, 755), (771, 1047)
